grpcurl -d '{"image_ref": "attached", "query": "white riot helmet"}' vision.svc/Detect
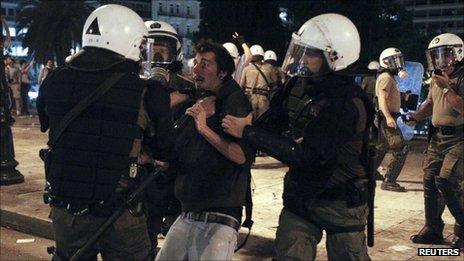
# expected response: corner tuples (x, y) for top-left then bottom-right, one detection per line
(183, 57), (194, 76)
(264, 50), (277, 62)
(82, 4), (147, 62)
(145, 20), (182, 68)
(282, 13), (360, 77)
(250, 45), (265, 56)
(368, 61), (380, 71)
(379, 48), (408, 78)
(223, 42), (239, 59)
(426, 33), (463, 71)
(187, 58), (194, 69)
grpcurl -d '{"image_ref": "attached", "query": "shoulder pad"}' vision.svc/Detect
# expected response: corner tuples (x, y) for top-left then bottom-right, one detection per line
(269, 76), (298, 107)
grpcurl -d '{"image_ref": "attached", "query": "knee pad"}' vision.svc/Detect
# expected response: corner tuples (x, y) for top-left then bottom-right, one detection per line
(402, 144), (409, 154)
(455, 223), (464, 238)
(423, 174), (437, 194)
(393, 144), (409, 158)
(435, 177), (452, 195)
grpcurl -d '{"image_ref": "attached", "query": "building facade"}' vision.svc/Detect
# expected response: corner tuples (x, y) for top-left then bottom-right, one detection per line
(151, 0), (200, 59)
(99, 0), (152, 20)
(2, 0), (26, 57)
(399, 0), (464, 36)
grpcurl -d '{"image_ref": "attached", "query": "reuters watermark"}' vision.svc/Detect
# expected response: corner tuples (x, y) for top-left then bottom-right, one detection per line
(417, 248), (460, 257)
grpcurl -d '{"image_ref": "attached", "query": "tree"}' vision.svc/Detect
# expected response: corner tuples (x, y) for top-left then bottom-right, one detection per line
(16, 0), (93, 66)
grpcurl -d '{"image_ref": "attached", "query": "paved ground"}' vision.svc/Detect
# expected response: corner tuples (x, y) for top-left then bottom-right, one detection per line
(1, 115), (462, 260)
(0, 227), (53, 261)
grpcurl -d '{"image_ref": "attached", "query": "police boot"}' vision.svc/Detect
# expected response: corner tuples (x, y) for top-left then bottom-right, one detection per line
(375, 170), (384, 181)
(411, 224), (444, 244)
(381, 180), (406, 192)
(411, 195), (445, 244)
(451, 224), (464, 251)
(381, 147), (408, 192)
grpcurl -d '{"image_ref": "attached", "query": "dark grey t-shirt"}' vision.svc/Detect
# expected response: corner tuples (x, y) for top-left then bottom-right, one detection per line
(173, 78), (254, 217)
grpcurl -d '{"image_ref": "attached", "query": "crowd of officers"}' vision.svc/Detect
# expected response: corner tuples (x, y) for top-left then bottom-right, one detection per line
(33, 4), (463, 261)
(3, 12), (55, 117)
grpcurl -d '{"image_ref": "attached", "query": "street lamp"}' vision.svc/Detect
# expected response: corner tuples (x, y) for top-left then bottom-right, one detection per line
(0, 62), (24, 185)
(1, 20), (24, 186)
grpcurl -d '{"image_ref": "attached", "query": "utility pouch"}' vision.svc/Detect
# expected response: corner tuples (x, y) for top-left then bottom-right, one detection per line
(427, 121), (436, 143)
(129, 163), (139, 178)
(39, 147), (52, 177)
(346, 179), (368, 208)
(39, 148), (53, 204)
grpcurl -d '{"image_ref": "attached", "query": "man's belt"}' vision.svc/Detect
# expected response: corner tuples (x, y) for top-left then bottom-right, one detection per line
(245, 87), (269, 96)
(435, 125), (464, 136)
(377, 111), (401, 119)
(50, 199), (91, 216)
(50, 197), (121, 217)
(182, 211), (240, 231)
(316, 187), (347, 201)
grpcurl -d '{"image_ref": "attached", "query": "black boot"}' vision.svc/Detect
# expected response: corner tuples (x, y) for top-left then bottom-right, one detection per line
(381, 180), (406, 192)
(451, 237), (464, 251)
(374, 170), (384, 181)
(412, 178), (446, 244)
(411, 224), (444, 244)
(451, 224), (464, 251)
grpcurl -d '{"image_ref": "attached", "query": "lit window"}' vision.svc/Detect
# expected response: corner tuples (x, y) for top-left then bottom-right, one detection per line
(9, 27), (16, 37)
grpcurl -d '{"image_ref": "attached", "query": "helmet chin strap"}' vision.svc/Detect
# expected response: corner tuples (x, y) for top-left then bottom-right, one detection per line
(302, 57), (332, 79)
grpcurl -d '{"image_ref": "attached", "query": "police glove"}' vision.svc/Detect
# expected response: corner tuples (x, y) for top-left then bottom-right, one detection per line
(150, 67), (170, 87)
(233, 32), (246, 46)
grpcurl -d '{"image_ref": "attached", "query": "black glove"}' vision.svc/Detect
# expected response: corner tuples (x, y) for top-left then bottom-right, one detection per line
(234, 34), (246, 46)
(150, 67), (169, 87)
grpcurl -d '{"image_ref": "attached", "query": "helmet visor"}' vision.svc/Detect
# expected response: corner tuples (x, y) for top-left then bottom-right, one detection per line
(425, 46), (458, 71)
(282, 34), (332, 77)
(382, 54), (405, 70)
(140, 38), (154, 78)
(149, 36), (179, 67)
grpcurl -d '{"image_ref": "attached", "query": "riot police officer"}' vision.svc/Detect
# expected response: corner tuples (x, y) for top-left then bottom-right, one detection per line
(37, 5), (173, 260)
(143, 20), (196, 120)
(222, 13), (373, 260)
(409, 33), (464, 251)
(142, 19), (195, 254)
(240, 44), (278, 119)
(375, 48), (409, 192)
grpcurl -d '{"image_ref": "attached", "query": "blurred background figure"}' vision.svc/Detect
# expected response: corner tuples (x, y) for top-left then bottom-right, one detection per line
(4, 55), (22, 115)
(38, 59), (55, 86)
(19, 59), (34, 115)
(362, 60), (380, 102)
(223, 32), (252, 84)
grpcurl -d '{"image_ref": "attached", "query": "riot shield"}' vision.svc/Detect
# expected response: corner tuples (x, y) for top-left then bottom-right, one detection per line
(394, 61), (424, 112)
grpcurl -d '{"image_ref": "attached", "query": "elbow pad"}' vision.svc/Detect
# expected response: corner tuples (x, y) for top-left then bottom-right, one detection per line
(243, 125), (306, 168)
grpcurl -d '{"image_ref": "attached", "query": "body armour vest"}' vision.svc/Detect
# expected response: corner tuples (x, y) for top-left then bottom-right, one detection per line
(283, 76), (374, 201)
(43, 66), (145, 205)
